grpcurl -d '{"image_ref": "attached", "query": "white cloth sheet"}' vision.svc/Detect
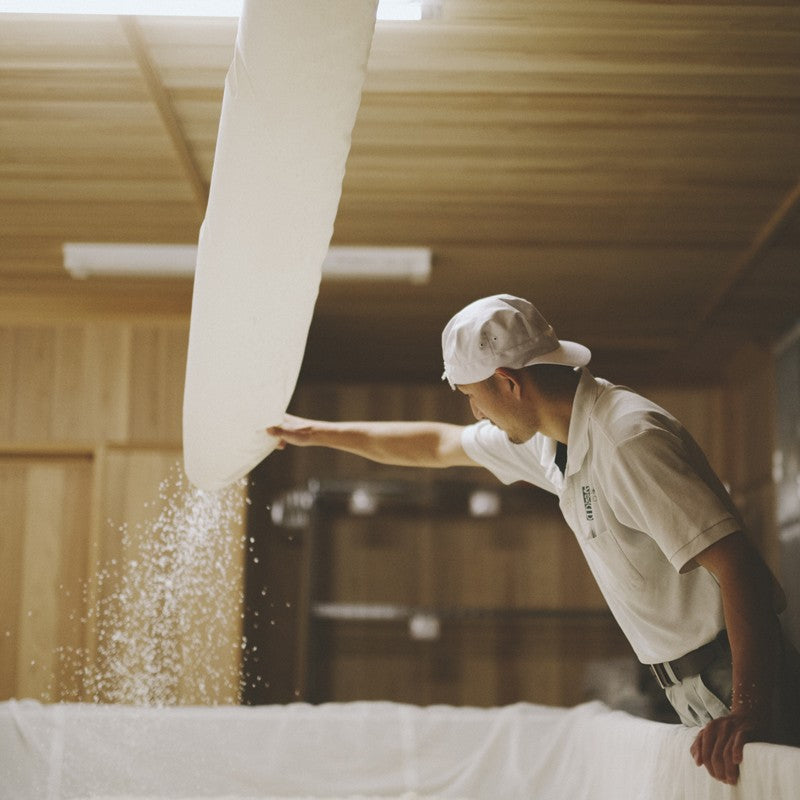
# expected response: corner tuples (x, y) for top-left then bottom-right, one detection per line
(1, 699), (799, 800)
(182, 0), (376, 491)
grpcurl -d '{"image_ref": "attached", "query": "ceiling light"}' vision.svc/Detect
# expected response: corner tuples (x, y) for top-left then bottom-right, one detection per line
(0, 0), (432, 19)
(319, 246), (431, 283)
(64, 243), (198, 278)
(0, 1), (243, 13)
(376, 2), (423, 21)
(63, 242), (432, 283)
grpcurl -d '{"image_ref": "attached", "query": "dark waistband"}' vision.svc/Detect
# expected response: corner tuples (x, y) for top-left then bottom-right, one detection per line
(648, 630), (729, 690)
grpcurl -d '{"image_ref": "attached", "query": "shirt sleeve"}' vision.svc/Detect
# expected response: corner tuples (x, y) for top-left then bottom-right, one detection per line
(600, 427), (742, 572)
(461, 421), (556, 493)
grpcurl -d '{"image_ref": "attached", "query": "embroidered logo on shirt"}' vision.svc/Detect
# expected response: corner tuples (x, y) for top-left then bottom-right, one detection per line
(581, 485), (596, 522)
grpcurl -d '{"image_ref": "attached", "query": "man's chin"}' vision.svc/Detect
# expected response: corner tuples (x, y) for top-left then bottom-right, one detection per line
(490, 423), (526, 445)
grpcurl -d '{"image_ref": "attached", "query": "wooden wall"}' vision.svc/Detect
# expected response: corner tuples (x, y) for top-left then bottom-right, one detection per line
(0, 320), (244, 704)
(0, 453), (92, 701)
(1, 318), (779, 711)
(245, 359), (779, 711)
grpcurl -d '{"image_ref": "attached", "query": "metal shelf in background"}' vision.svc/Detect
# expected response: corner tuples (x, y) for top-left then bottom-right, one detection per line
(312, 602), (612, 621)
(312, 602), (614, 642)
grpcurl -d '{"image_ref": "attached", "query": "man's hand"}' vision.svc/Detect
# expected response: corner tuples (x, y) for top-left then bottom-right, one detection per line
(267, 414), (318, 449)
(690, 711), (767, 785)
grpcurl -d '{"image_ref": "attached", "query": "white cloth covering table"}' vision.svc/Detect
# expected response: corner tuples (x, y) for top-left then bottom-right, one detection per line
(2, 699), (799, 800)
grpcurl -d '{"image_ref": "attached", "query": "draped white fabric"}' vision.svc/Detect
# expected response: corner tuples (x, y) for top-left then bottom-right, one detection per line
(2, 700), (799, 800)
(182, 0), (377, 490)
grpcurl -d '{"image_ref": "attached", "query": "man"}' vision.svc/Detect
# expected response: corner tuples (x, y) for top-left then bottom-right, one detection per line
(268, 293), (799, 785)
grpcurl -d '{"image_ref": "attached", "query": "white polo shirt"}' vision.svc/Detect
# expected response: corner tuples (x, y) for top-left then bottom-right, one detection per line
(461, 368), (740, 664)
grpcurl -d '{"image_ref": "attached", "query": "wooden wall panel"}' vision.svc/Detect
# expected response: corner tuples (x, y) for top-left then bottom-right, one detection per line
(317, 617), (631, 709)
(0, 321), (185, 445)
(17, 464), (70, 700)
(320, 509), (605, 612)
(722, 344), (779, 565)
(0, 328), (12, 440)
(50, 324), (132, 442)
(0, 460), (26, 698)
(8, 328), (54, 441)
(127, 326), (187, 443)
(0, 455), (92, 702)
(1, 319), (244, 706)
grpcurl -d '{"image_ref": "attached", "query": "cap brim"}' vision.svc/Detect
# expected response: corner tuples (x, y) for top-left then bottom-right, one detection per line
(442, 340), (591, 389)
(524, 340), (591, 369)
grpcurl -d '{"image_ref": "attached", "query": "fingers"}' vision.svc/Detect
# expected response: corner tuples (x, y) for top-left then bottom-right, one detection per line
(691, 721), (732, 784)
(266, 415), (313, 448)
(718, 726), (741, 785)
(731, 726), (748, 765)
(691, 716), (758, 785)
(690, 730), (702, 765)
(266, 416), (292, 450)
(706, 723), (727, 782)
(695, 725), (726, 782)
(266, 415), (296, 439)
(267, 430), (287, 450)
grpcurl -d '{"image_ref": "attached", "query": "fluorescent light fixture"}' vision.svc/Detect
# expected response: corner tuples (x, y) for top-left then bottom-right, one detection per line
(0, 0), (431, 19)
(63, 242), (432, 283)
(64, 243), (198, 278)
(377, 1), (423, 21)
(0, 0), (243, 13)
(320, 246), (431, 283)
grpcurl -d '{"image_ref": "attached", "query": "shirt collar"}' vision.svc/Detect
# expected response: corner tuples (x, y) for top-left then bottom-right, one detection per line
(563, 367), (600, 477)
(540, 436), (564, 488)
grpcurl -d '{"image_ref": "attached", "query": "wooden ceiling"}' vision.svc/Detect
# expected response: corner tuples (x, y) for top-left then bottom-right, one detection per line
(1, 1), (799, 384)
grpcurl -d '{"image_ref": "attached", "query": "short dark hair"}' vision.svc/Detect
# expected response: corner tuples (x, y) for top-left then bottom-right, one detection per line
(526, 363), (581, 398)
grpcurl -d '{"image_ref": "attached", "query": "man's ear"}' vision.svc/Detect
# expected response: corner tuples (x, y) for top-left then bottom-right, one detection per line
(494, 367), (522, 395)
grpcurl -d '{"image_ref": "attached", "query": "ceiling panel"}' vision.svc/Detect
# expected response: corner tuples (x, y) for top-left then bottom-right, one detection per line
(0, 1), (798, 384)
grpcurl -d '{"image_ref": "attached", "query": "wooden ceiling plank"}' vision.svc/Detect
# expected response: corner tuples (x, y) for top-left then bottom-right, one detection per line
(672, 177), (800, 355)
(696, 178), (800, 326)
(0, 200), (199, 242)
(0, 177), (196, 204)
(118, 16), (209, 219)
(442, 1), (800, 32)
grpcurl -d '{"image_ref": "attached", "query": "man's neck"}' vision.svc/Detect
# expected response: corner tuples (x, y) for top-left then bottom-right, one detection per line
(533, 371), (580, 444)
(538, 396), (573, 444)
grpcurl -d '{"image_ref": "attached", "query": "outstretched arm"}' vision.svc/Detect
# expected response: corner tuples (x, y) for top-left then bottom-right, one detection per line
(690, 531), (786, 785)
(267, 413), (478, 469)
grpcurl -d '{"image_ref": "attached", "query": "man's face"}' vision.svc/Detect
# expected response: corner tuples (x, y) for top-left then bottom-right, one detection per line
(457, 373), (536, 444)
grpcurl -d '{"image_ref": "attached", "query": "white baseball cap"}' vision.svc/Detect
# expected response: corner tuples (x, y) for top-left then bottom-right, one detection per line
(441, 294), (591, 388)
